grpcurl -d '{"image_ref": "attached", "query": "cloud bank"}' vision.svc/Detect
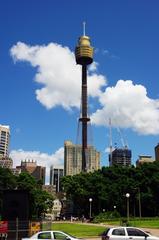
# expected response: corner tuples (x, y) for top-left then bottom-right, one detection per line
(10, 42), (106, 110)
(10, 147), (64, 184)
(91, 80), (159, 135)
(10, 42), (159, 135)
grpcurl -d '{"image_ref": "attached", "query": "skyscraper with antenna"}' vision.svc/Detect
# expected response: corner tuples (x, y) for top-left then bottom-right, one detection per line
(75, 23), (94, 172)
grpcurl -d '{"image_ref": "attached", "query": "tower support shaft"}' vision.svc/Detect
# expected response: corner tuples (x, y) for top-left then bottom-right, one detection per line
(81, 65), (90, 171)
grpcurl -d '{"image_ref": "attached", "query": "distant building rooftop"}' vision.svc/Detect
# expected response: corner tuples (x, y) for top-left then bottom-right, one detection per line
(136, 155), (154, 166)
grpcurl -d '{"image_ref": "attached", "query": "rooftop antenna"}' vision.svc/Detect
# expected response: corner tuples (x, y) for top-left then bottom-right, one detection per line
(83, 21), (86, 36)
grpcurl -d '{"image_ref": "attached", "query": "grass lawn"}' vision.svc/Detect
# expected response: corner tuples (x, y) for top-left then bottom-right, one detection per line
(103, 219), (159, 229)
(42, 219), (159, 238)
(50, 222), (106, 237)
(129, 219), (159, 228)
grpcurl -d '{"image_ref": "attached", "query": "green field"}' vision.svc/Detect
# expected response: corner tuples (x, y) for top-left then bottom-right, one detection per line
(42, 219), (159, 238)
(50, 223), (106, 237)
(102, 218), (159, 228)
(129, 219), (159, 228)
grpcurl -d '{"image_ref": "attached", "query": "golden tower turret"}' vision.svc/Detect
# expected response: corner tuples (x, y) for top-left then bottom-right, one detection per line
(75, 22), (94, 65)
(75, 23), (94, 172)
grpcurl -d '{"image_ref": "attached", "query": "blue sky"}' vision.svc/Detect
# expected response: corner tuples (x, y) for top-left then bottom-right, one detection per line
(1, 0), (159, 182)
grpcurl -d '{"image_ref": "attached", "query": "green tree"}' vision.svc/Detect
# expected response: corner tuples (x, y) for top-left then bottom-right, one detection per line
(0, 168), (54, 219)
(31, 188), (54, 218)
(0, 167), (16, 190)
(16, 172), (54, 218)
(62, 163), (159, 218)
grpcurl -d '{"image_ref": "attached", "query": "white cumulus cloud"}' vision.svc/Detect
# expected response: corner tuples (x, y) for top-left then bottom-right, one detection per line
(10, 147), (64, 184)
(10, 42), (107, 110)
(10, 42), (159, 135)
(91, 80), (159, 135)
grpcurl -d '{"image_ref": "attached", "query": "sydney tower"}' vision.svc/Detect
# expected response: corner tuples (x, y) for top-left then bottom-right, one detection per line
(75, 24), (94, 172)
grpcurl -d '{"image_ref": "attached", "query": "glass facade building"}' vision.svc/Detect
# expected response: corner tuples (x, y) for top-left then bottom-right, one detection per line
(50, 166), (64, 192)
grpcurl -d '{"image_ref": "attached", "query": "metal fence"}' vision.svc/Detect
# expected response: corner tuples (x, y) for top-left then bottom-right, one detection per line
(0, 219), (49, 240)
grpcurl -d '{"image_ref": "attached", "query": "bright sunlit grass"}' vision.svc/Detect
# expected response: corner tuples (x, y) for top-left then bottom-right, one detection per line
(130, 219), (159, 228)
(42, 219), (159, 238)
(51, 222), (106, 237)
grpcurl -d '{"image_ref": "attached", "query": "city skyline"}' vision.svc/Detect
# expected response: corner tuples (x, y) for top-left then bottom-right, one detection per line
(1, 1), (159, 183)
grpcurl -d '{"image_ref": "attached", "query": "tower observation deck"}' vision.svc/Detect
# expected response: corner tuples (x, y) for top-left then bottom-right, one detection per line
(75, 23), (94, 172)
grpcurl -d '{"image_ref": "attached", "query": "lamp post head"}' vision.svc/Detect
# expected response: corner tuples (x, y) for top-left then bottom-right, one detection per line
(89, 198), (92, 202)
(126, 193), (130, 198)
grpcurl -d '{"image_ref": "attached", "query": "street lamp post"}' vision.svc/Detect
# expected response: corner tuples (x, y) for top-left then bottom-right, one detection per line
(126, 193), (130, 223)
(89, 198), (92, 219)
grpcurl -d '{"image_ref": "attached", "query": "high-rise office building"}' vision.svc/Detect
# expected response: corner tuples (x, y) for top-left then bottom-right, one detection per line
(50, 166), (64, 192)
(109, 147), (132, 166)
(64, 140), (100, 176)
(0, 125), (12, 168)
(0, 124), (10, 157)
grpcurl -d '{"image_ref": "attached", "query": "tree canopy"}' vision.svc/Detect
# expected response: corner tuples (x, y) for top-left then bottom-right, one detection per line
(0, 168), (54, 219)
(61, 162), (159, 218)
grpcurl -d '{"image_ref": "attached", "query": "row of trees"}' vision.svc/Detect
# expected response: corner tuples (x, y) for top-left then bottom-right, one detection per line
(1, 161), (159, 219)
(61, 161), (159, 218)
(0, 167), (54, 219)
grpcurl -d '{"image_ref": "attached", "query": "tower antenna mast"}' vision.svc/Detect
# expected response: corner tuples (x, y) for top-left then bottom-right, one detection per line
(83, 21), (86, 36)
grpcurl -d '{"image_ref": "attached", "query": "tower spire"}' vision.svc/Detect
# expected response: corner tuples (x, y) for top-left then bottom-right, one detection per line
(83, 21), (86, 36)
